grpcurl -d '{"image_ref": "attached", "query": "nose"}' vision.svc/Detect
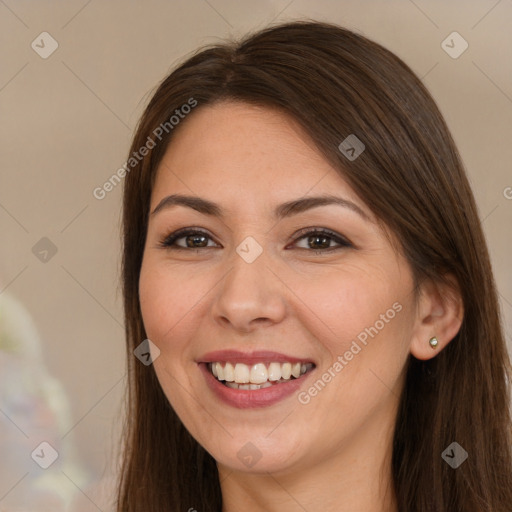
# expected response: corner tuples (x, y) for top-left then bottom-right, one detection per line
(211, 249), (287, 334)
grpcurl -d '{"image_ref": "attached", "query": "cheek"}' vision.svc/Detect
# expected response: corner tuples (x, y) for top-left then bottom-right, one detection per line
(138, 257), (220, 362)
(138, 260), (188, 348)
(139, 249), (413, 360)
(291, 260), (406, 346)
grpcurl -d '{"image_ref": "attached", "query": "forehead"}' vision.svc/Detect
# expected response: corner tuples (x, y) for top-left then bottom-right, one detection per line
(151, 101), (363, 213)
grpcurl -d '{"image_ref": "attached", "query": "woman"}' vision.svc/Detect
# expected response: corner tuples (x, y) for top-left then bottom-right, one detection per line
(116, 21), (512, 511)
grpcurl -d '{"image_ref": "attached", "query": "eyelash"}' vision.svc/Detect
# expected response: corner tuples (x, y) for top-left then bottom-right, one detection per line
(158, 227), (353, 253)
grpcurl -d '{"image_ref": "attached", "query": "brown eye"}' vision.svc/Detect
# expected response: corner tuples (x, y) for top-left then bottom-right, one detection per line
(159, 227), (353, 253)
(291, 228), (353, 252)
(160, 229), (218, 250)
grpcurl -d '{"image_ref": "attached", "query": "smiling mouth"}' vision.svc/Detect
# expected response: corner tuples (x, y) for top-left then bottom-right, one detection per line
(207, 361), (315, 390)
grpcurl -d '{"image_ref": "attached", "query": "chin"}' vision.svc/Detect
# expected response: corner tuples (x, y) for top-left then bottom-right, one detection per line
(211, 433), (306, 475)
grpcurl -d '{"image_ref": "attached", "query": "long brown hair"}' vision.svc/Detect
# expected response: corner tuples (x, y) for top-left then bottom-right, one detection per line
(117, 20), (512, 511)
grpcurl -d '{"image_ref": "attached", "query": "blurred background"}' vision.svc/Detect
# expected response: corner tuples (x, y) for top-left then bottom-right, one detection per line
(1, 1), (511, 510)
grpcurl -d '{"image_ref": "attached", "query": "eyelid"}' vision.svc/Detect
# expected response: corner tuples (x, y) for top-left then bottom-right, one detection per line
(159, 227), (217, 248)
(289, 227), (353, 248)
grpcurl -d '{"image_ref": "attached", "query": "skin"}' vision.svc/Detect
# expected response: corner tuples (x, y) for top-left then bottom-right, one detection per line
(139, 101), (463, 512)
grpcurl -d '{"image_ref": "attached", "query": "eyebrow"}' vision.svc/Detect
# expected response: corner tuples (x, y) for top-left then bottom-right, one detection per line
(151, 193), (371, 222)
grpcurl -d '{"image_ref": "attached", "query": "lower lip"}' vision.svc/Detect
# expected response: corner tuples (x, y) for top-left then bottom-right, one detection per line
(198, 363), (314, 409)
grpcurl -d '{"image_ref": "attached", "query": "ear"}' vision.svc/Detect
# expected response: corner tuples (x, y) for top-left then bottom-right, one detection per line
(409, 275), (464, 360)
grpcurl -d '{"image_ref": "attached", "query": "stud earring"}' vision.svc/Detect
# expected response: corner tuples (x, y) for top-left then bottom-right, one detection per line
(429, 336), (439, 349)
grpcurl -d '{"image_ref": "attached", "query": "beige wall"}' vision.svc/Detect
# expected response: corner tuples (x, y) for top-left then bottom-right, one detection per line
(0, 1), (510, 510)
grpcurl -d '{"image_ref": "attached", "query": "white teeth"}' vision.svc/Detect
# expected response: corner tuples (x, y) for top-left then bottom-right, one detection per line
(224, 378), (293, 390)
(281, 362), (292, 380)
(268, 362), (281, 381)
(209, 361), (313, 386)
(234, 363), (250, 383)
(224, 362), (235, 382)
(250, 363), (268, 384)
(215, 362), (224, 381)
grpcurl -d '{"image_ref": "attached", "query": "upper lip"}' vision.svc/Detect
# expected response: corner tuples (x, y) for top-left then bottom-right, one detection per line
(197, 350), (316, 366)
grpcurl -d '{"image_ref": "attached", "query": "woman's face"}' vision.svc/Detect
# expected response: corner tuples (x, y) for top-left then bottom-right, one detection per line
(139, 101), (419, 475)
